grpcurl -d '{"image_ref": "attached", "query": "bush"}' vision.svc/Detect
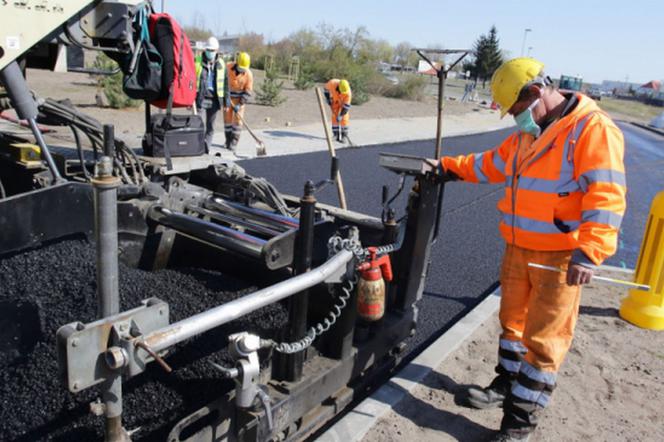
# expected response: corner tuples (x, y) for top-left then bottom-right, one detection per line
(308, 58), (377, 105)
(256, 68), (287, 106)
(293, 69), (315, 90)
(91, 54), (141, 109)
(383, 75), (428, 101)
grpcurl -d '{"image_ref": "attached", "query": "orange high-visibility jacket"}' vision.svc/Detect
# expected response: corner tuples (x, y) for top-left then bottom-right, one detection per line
(325, 79), (352, 124)
(227, 62), (253, 105)
(441, 94), (626, 266)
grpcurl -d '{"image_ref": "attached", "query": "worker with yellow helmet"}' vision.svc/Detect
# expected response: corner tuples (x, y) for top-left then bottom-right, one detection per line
(324, 79), (352, 142)
(432, 58), (626, 441)
(224, 52), (253, 151)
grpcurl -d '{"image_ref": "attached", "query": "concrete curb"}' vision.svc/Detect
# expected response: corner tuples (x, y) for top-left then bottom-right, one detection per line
(316, 288), (502, 442)
(629, 122), (664, 137)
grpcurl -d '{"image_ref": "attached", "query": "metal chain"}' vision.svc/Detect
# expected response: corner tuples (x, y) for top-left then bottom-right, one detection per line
(327, 234), (367, 261)
(269, 227), (406, 354)
(267, 275), (357, 354)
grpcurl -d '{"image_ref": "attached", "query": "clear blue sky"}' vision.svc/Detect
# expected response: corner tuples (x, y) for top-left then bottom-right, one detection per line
(164, 0), (663, 85)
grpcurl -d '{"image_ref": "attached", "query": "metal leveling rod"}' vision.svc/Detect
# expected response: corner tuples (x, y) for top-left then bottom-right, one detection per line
(93, 125), (127, 442)
(143, 249), (354, 353)
(528, 263), (651, 291)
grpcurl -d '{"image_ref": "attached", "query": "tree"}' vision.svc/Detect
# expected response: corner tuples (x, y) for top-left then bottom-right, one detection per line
(470, 25), (504, 87)
(256, 68), (286, 106)
(183, 26), (213, 42)
(393, 42), (419, 72)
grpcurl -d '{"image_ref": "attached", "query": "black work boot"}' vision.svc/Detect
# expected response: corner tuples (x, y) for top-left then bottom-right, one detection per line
(224, 130), (233, 150)
(230, 133), (240, 152)
(488, 431), (531, 442)
(466, 374), (513, 409)
(493, 389), (541, 442)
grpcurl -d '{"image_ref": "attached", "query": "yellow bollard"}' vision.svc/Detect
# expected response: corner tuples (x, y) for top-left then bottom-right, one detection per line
(620, 191), (664, 330)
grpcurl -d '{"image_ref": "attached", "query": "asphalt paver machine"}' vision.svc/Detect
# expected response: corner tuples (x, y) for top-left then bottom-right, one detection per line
(0, 2), (455, 440)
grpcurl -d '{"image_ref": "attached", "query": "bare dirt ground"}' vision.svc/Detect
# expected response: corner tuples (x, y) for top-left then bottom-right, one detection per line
(363, 270), (664, 442)
(23, 68), (484, 144)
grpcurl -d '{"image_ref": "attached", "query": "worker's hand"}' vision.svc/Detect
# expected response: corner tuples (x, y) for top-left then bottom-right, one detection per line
(566, 262), (594, 286)
(336, 115), (343, 123)
(433, 159), (460, 182)
(233, 104), (241, 113)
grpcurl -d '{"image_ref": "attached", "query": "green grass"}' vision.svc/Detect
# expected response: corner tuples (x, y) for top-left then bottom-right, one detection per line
(598, 97), (663, 124)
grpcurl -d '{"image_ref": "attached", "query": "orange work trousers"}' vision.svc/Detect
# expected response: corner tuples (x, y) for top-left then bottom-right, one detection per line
(224, 97), (245, 136)
(499, 244), (582, 373)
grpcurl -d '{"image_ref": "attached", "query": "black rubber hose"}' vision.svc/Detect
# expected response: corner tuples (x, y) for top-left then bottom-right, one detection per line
(70, 125), (92, 181)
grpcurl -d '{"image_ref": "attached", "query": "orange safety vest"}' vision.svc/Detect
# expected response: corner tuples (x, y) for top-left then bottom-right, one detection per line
(325, 79), (352, 114)
(227, 62), (253, 103)
(441, 93), (626, 265)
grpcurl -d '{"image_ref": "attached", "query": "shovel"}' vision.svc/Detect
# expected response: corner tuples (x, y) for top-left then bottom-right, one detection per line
(234, 109), (266, 157)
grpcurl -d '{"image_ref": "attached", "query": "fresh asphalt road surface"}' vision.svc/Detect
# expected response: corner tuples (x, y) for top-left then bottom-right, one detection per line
(240, 123), (664, 353)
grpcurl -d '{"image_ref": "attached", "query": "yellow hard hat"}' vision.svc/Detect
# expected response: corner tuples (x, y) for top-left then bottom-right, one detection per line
(338, 79), (350, 94)
(237, 52), (251, 71)
(491, 57), (545, 117)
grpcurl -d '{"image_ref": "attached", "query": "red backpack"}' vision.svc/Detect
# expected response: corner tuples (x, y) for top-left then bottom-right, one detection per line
(148, 13), (196, 108)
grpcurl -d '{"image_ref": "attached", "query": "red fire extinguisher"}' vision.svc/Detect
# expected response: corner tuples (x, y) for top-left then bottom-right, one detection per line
(356, 247), (393, 322)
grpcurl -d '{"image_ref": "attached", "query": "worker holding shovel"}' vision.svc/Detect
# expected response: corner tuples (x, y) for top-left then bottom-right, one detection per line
(225, 52), (253, 151)
(432, 57), (626, 441)
(324, 79), (352, 143)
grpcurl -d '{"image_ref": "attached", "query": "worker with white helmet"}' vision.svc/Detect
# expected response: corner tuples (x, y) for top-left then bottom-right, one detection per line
(195, 36), (229, 151)
(430, 58), (626, 441)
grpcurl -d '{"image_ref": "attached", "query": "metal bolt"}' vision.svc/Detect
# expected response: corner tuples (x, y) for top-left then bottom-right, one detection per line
(90, 399), (106, 416)
(71, 338), (79, 347)
(95, 156), (113, 178)
(72, 382), (79, 391)
(159, 308), (164, 316)
(105, 346), (129, 370)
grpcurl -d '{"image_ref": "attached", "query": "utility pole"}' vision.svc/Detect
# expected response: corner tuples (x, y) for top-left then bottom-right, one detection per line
(527, 46), (533, 57)
(521, 28), (532, 57)
(161, 0), (165, 12)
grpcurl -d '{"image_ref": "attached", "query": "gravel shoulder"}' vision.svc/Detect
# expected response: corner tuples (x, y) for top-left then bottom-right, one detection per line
(362, 269), (664, 442)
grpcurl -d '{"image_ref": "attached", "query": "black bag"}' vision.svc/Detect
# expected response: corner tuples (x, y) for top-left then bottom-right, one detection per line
(122, 7), (163, 100)
(123, 40), (162, 100)
(144, 112), (205, 168)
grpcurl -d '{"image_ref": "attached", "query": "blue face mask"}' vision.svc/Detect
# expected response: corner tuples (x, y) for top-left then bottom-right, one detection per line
(514, 98), (541, 137)
(205, 50), (216, 60)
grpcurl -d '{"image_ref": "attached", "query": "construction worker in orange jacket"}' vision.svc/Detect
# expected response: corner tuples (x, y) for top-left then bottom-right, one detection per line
(435, 58), (626, 441)
(324, 79), (352, 142)
(224, 52), (253, 151)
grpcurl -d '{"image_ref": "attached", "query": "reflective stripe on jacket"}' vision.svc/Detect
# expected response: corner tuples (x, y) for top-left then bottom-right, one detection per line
(195, 58), (226, 97)
(227, 62), (253, 103)
(195, 57), (229, 108)
(441, 94), (626, 265)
